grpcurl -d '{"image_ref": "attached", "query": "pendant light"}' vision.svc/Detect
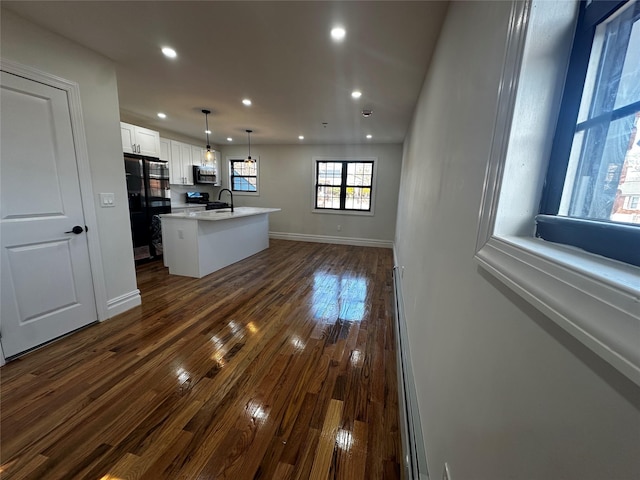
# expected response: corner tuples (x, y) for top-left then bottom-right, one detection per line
(202, 109), (214, 163)
(245, 129), (255, 163)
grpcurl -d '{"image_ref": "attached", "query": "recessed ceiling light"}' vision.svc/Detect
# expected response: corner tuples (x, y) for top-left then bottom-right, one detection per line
(242, 98), (252, 106)
(351, 90), (362, 99)
(331, 27), (346, 42)
(227, 137), (233, 142)
(298, 135), (304, 140)
(366, 134), (373, 139)
(205, 130), (212, 134)
(157, 112), (167, 119)
(161, 47), (177, 58)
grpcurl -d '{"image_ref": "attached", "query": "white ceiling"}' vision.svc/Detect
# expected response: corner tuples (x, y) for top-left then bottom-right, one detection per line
(3, 1), (449, 146)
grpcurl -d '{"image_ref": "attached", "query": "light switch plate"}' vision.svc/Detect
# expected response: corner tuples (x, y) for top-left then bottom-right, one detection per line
(100, 193), (115, 207)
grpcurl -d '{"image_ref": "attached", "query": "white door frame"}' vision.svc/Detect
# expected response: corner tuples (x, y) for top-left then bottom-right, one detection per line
(0, 59), (108, 363)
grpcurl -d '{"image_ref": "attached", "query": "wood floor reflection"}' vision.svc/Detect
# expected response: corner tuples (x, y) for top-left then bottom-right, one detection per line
(0, 239), (402, 479)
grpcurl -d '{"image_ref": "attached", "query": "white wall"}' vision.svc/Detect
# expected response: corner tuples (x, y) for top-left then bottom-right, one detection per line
(395, 2), (640, 479)
(220, 144), (402, 243)
(1, 9), (139, 312)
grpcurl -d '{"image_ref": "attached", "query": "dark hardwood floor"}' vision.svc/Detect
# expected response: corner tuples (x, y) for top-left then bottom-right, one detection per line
(0, 239), (402, 479)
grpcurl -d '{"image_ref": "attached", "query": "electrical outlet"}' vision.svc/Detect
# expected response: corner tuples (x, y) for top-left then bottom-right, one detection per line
(443, 462), (452, 480)
(337, 224), (342, 231)
(178, 229), (184, 239)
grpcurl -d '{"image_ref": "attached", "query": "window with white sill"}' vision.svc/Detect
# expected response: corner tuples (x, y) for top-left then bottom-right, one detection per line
(312, 158), (377, 215)
(536, 0), (640, 267)
(474, 0), (640, 386)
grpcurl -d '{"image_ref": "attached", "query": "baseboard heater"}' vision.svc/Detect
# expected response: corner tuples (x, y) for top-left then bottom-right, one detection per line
(393, 266), (429, 480)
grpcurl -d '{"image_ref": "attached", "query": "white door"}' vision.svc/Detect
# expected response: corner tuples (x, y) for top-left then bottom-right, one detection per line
(0, 71), (97, 358)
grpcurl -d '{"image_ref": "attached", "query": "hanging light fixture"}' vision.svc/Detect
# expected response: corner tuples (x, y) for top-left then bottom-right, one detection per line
(202, 109), (214, 163)
(245, 129), (255, 163)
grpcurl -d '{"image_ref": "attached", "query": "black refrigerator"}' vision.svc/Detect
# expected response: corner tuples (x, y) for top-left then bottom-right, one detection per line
(124, 153), (171, 262)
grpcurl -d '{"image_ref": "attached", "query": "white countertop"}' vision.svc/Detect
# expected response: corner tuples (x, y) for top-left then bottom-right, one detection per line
(162, 206), (280, 221)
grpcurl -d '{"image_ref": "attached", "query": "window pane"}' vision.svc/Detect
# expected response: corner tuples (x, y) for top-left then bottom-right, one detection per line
(346, 162), (372, 186)
(232, 161), (257, 176)
(232, 176), (257, 191)
(318, 162), (342, 185)
(316, 186), (341, 208)
(565, 112), (640, 222)
(614, 8), (640, 108)
(560, 1), (640, 225)
(345, 187), (371, 210)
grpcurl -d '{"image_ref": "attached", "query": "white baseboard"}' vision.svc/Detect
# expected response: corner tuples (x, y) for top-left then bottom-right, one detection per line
(269, 231), (393, 248)
(106, 289), (141, 318)
(393, 256), (430, 480)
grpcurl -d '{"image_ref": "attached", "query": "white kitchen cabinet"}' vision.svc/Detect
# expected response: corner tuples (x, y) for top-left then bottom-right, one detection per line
(191, 145), (204, 166)
(212, 150), (221, 180)
(120, 122), (161, 157)
(159, 137), (170, 162)
(205, 149), (221, 171)
(169, 140), (194, 185)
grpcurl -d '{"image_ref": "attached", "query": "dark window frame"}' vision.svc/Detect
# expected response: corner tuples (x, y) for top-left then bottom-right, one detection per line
(229, 159), (258, 193)
(314, 160), (374, 212)
(537, 0), (640, 267)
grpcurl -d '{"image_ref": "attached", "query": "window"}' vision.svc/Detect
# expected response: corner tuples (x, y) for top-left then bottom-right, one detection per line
(229, 158), (258, 194)
(537, 0), (640, 266)
(314, 160), (374, 212)
(475, 0), (639, 387)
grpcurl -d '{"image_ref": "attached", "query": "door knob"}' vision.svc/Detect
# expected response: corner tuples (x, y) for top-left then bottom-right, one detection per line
(65, 226), (84, 234)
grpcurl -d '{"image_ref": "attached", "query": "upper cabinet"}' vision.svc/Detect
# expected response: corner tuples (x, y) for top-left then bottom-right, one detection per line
(120, 122), (161, 157)
(191, 145), (204, 166)
(159, 137), (170, 162)
(161, 136), (220, 186)
(169, 140), (193, 185)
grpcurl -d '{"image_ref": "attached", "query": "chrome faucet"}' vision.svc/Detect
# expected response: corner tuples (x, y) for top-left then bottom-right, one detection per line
(218, 188), (234, 212)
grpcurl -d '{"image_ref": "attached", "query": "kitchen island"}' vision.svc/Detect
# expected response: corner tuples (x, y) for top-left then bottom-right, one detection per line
(161, 207), (280, 278)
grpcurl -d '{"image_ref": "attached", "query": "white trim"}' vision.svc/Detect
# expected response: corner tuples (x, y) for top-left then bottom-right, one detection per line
(269, 231), (392, 248)
(476, 237), (640, 385)
(393, 261), (429, 479)
(312, 156), (378, 216)
(475, 0), (531, 250)
(0, 59), (109, 323)
(106, 290), (142, 318)
(311, 208), (374, 217)
(474, 1), (640, 386)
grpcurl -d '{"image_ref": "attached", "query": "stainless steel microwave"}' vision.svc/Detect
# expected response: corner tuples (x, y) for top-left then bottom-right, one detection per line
(193, 165), (217, 184)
